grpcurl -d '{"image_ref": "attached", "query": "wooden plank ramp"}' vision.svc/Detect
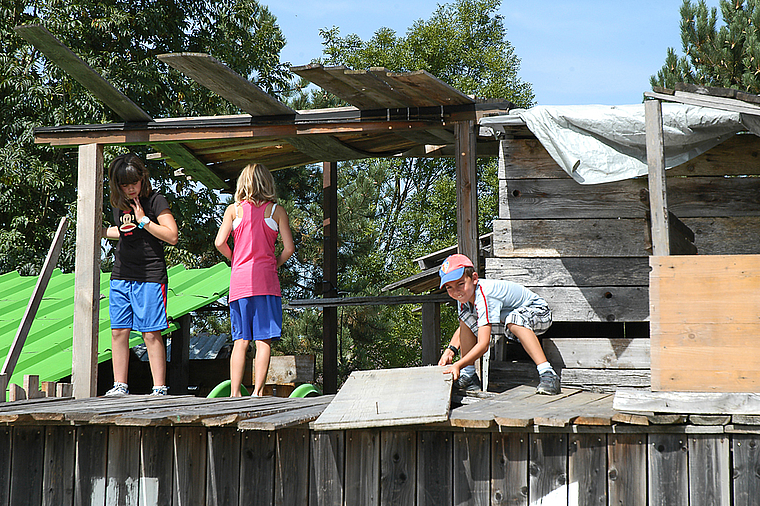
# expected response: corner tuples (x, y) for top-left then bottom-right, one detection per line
(614, 388), (760, 415)
(312, 366), (452, 430)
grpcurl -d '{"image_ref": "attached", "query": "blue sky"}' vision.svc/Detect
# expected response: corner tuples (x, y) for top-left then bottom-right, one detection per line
(268, 0), (722, 106)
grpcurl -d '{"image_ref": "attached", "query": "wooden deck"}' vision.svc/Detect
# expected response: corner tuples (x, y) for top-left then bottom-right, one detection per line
(1, 375), (759, 505)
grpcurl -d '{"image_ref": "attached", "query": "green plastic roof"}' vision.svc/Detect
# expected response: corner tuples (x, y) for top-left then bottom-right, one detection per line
(0, 263), (230, 387)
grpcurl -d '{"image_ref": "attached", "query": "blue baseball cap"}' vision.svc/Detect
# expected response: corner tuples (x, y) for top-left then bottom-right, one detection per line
(439, 254), (474, 288)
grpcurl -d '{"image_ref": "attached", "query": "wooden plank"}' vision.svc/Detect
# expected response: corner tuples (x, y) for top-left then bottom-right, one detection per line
(732, 434), (760, 504)
(173, 427), (206, 506)
(206, 428), (240, 506)
(390, 70), (476, 106)
(501, 176), (760, 219)
(156, 142), (227, 190)
(648, 433), (688, 506)
(309, 431), (344, 505)
(369, 68), (442, 107)
(687, 434), (731, 506)
(608, 434), (647, 506)
(651, 255), (760, 392)
(291, 64), (386, 109)
(455, 120), (480, 273)
(42, 426), (76, 506)
(560, 369), (651, 391)
(487, 257), (650, 287)
(105, 427), (141, 506)
(421, 302), (441, 366)
(491, 387), (582, 428)
(239, 431), (275, 506)
(647, 89), (760, 117)
(157, 53), (294, 116)
(491, 432), (528, 506)
(275, 429), (309, 506)
(72, 143), (103, 399)
(0, 427), (10, 506)
(451, 385), (536, 428)
(286, 293), (450, 308)
(452, 433), (489, 506)
(9, 426), (44, 506)
(340, 69), (411, 108)
(417, 431), (453, 506)
(286, 134), (370, 162)
(14, 25), (152, 122)
(313, 366), (451, 430)
(532, 392), (614, 428)
(542, 337), (650, 369)
(237, 396), (333, 430)
(380, 431), (416, 506)
(139, 427), (173, 506)
(345, 429), (380, 506)
(74, 425), (108, 506)
(529, 433), (568, 506)
(613, 388), (760, 415)
(568, 433), (607, 506)
(1, 217), (68, 392)
(530, 286), (649, 323)
(323, 160), (338, 395)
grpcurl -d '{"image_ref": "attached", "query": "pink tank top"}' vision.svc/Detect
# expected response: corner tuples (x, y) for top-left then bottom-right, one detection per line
(229, 201), (281, 301)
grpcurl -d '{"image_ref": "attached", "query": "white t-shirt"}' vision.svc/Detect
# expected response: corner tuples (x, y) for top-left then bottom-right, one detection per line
(457, 279), (544, 334)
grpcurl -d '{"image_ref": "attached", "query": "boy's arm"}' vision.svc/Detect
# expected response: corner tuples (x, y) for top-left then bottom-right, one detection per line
(443, 324), (491, 380)
(438, 327), (461, 366)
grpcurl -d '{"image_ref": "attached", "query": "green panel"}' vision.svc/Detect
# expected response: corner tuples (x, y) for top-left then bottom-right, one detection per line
(0, 263), (230, 386)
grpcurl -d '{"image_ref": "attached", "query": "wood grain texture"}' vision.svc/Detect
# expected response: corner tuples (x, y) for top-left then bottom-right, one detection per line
(491, 432), (528, 506)
(417, 431), (453, 506)
(380, 431), (416, 506)
(607, 434), (647, 506)
(650, 255), (760, 392)
(345, 429), (380, 506)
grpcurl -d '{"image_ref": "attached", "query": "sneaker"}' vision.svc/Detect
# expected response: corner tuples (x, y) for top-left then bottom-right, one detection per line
(105, 382), (129, 396)
(150, 386), (168, 396)
(453, 373), (481, 392)
(536, 371), (561, 395)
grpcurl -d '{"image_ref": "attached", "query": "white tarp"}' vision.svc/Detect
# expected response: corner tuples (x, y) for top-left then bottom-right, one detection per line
(479, 103), (759, 184)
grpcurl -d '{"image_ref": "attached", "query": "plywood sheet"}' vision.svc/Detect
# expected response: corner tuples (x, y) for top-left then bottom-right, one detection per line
(650, 255), (760, 392)
(312, 366), (452, 430)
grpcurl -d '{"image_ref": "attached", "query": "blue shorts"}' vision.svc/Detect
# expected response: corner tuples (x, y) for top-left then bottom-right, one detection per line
(109, 280), (168, 333)
(230, 295), (282, 341)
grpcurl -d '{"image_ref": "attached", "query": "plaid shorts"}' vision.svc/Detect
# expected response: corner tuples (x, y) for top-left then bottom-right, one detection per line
(503, 301), (552, 341)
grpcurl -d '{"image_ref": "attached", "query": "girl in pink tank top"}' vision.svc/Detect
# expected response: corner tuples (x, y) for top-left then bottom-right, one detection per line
(215, 163), (295, 396)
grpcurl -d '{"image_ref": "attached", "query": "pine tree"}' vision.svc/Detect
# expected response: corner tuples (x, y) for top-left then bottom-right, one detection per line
(652, 0), (760, 93)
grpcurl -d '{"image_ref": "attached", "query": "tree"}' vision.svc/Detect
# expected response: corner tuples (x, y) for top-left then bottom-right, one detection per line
(0, 0), (289, 275)
(276, 0), (533, 379)
(651, 0), (760, 92)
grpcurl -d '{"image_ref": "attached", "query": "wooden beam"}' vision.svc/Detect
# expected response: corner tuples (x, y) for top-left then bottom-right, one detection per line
(14, 24), (152, 123)
(455, 120), (479, 271)
(154, 142), (227, 189)
(286, 134), (370, 162)
(71, 144), (103, 399)
(0, 217), (68, 402)
(644, 99), (670, 256)
(421, 302), (441, 366)
(168, 314), (191, 395)
(157, 53), (295, 117)
(323, 161), (338, 395)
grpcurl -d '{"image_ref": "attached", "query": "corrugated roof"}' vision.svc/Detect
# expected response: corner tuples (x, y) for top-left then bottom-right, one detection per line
(0, 262), (230, 387)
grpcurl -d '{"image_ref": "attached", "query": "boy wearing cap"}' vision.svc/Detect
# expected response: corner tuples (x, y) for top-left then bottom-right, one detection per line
(438, 253), (560, 395)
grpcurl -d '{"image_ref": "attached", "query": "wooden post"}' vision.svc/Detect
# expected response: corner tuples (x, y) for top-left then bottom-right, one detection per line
(169, 313), (191, 395)
(644, 99), (670, 256)
(71, 143), (103, 399)
(455, 120), (479, 272)
(421, 302), (441, 365)
(323, 161), (338, 394)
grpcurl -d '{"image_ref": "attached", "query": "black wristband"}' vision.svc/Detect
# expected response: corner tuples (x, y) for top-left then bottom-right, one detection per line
(447, 345), (459, 354)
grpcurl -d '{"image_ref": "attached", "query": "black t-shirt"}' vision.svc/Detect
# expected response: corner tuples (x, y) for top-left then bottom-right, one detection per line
(111, 192), (170, 284)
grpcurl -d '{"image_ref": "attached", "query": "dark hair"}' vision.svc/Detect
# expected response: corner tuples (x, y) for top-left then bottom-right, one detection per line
(463, 266), (475, 278)
(109, 153), (152, 212)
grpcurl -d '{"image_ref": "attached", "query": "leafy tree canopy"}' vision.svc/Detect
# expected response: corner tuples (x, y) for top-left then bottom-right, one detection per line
(0, 0), (288, 275)
(652, 0), (760, 92)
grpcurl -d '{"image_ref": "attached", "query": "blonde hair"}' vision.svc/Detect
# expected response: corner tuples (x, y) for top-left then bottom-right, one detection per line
(234, 163), (277, 204)
(109, 153), (152, 212)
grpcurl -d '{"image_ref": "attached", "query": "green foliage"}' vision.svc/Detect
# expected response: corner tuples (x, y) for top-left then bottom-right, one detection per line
(651, 0), (760, 93)
(0, 0), (289, 276)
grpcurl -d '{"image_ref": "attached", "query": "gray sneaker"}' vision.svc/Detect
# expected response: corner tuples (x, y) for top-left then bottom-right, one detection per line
(105, 382), (129, 396)
(537, 371), (560, 395)
(454, 373), (481, 392)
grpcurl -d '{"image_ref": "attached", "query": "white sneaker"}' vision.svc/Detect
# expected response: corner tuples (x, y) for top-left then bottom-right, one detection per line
(150, 386), (168, 396)
(105, 382), (129, 396)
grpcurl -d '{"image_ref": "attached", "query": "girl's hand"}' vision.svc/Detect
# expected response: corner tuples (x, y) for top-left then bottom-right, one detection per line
(130, 198), (146, 221)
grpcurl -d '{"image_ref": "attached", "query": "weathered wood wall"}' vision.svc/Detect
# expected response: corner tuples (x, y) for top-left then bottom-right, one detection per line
(1, 422), (758, 506)
(490, 134), (760, 389)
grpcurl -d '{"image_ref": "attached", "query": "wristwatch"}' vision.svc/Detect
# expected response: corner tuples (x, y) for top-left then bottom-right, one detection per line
(137, 216), (151, 229)
(447, 345), (459, 355)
